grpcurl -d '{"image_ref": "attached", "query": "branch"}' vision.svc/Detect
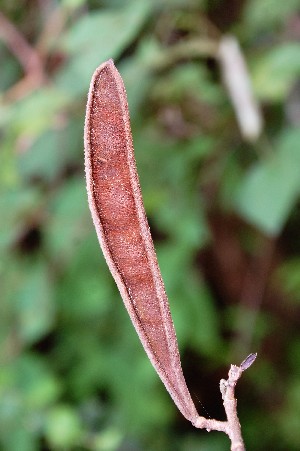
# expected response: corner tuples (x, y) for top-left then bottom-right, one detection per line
(194, 353), (257, 450)
(150, 38), (219, 70)
(0, 12), (45, 101)
(217, 36), (263, 142)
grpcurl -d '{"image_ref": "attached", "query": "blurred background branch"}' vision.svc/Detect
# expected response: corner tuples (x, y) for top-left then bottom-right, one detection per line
(0, 11), (45, 100)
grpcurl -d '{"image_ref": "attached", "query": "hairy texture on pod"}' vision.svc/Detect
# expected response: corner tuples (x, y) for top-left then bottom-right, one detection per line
(84, 59), (199, 425)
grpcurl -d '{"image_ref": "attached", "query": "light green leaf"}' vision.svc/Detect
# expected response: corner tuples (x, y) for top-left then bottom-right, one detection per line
(9, 88), (70, 137)
(55, 0), (152, 96)
(0, 187), (41, 251)
(244, 0), (300, 34)
(236, 128), (300, 235)
(45, 405), (82, 448)
(93, 427), (123, 451)
(14, 261), (55, 345)
(0, 355), (60, 451)
(57, 235), (113, 319)
(44, 177), (91, 264)
(252, 43), (300, 101)
(18, 118), (83, 183)
(119, 38), (160, 116)
(6, 355), (60, 408)
(276, 258), (300, 303)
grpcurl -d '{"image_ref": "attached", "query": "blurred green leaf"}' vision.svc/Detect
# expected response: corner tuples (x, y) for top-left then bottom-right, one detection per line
(61, 0), (86, 10)
(181, 433), (229, 451)
(119, 38), (160, 116)
(45, 405), (83, 448)
(0, 355), (60, 451)
(44, 177), (91, 264)
(0, 44), (20, 92)
(5, 355), (60, 409)
(93, 427), (123, 451)
(55, 0), (152, 96)
(1, 256), (55, 345)
(8, 88), (70, 138)
(244, 0), (300, 35)
(279, 379), (300, 448)
(236, 128), (300, 235)
(57, 235), (113, 319)
(157, 242), (221, 354)
(276, 258), (300, 303)
(18, 118), (83, 183)
(252, 43), (300, 101)
(14, 260), (55, 345)
(0, 186), (41, 251)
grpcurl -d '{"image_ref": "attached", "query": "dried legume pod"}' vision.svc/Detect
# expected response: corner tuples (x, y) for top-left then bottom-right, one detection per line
(84, 59), (199, 425)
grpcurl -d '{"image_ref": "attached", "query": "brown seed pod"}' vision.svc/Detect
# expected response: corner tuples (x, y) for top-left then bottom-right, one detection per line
(84, 59), (199, 425)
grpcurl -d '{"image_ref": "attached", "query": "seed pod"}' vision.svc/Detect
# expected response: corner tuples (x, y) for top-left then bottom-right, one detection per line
(84, 59), (199, 425)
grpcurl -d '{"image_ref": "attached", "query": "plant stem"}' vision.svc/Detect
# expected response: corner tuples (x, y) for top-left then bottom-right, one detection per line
(194, 354), (257, 450)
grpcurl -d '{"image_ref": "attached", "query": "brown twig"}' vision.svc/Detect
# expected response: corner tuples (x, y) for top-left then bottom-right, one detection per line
(0, 12), (45, 101)
(195, 353), (257, 450)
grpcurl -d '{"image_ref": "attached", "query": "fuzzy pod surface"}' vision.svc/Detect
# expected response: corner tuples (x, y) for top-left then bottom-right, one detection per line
(84, 59), (199, 425)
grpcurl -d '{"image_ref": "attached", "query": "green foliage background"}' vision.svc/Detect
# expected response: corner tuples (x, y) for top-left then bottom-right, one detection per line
(1, 0), (300, 449)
